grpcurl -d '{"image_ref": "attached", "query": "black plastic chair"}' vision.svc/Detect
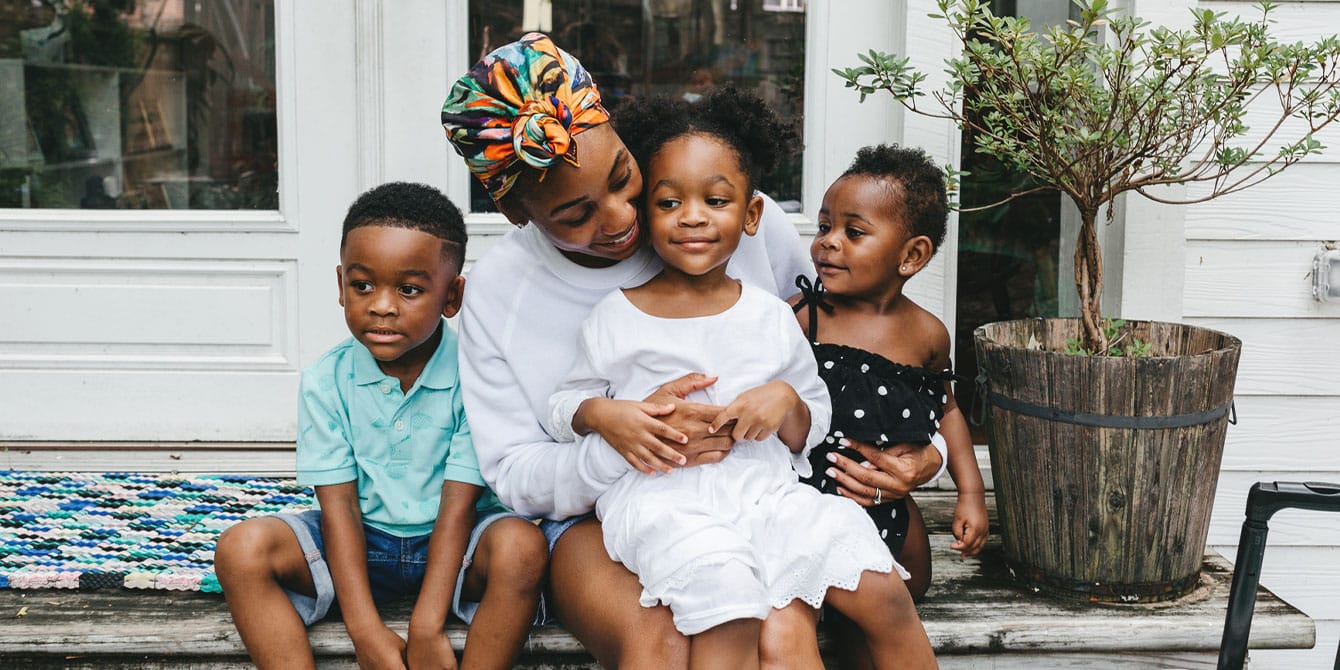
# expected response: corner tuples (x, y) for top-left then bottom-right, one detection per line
(1218, 481), (1340, 670)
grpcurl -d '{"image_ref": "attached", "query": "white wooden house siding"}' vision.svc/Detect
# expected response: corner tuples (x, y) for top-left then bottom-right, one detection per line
(1183, 3), (1340, 667)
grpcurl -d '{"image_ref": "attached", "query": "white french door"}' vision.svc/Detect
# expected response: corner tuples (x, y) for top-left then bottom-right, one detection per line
(0, 1), (363, 443)
(0, 0), (947, 448)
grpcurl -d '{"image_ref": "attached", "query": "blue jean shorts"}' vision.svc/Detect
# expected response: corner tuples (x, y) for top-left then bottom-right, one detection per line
(274, 509), (543, 626)
(537, 513), (594, 552)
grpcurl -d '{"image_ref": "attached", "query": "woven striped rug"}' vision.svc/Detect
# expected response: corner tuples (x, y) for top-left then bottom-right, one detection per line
(0, 471), (312, 592)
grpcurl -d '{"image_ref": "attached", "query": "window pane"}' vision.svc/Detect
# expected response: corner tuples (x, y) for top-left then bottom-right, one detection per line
(0, 0), (277, 210)
(466, 0), (806, 213)
(953, 0), (1066, 441)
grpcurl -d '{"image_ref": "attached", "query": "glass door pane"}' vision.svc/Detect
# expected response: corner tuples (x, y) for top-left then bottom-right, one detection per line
(466, 0), (806, 213)
(0, 0), (276, 210)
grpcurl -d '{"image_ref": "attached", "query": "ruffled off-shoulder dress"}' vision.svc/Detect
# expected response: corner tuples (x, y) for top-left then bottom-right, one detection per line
(793, 277), (955, 558)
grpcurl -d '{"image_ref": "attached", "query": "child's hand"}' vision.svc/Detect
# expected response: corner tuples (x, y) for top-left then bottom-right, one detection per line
(581, 397), (689, 475)
(406, 628), (457, 670)
(351, 623), (408, 670)
(950, 490), (989, 557)
(709, 381), (797, 443)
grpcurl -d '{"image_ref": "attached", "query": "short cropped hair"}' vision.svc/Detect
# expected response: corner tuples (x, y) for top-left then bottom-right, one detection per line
(341, 182), (467, 272)
(842, 145), (948, 254)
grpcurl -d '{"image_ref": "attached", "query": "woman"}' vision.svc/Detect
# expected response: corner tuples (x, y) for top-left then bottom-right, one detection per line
(441, 33), (942, 668)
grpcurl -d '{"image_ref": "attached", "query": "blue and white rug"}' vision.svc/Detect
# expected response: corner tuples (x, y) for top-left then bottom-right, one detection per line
(0, 471), (312, 592)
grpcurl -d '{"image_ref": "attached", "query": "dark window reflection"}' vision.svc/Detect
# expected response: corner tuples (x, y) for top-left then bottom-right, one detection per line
(953, 0), (1064, 441)
(0, 0), (277, 210)
(467, 0), (805, 213)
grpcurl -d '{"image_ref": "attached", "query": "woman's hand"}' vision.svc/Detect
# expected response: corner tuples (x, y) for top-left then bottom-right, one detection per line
(576, 397), (688, 475)
(643, 373), (734, 465)
(823, 440), (943, 506)
(951, 490), (989, 557)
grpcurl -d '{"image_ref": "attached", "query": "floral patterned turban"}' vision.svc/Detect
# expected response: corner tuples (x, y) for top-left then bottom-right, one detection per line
(442, 33), (611, 201)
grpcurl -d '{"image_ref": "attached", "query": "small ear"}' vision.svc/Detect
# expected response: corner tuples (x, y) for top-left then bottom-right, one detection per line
(899, 236), (934, 276)
(335, 265), (345, 306)
(441, 275), (466, 319)
(743, 194), (764, 237)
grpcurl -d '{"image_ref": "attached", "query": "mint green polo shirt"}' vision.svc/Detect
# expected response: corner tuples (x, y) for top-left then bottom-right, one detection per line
(296, 321), (506, 537)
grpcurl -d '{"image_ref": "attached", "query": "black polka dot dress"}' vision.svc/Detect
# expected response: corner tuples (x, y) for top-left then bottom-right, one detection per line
(793, 277), (954, 559)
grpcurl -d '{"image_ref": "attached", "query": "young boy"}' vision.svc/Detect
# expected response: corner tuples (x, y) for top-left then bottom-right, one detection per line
(215, 182), (548, 670)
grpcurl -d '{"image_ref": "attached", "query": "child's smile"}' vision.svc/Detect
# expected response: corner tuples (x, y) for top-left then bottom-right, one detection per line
(645, 133), (762, 280)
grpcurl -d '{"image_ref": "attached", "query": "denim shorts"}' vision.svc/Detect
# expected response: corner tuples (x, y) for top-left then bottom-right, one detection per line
(538, 513), (594, 552)
(274, 508), (543, 626)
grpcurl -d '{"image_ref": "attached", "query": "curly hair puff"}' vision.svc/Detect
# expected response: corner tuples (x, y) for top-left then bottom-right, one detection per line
(840, 144), (949, 255)
(612, 87), (799, 194)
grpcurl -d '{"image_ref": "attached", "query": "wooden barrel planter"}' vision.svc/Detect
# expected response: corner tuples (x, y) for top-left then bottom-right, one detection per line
(973, 318), (1241, 603)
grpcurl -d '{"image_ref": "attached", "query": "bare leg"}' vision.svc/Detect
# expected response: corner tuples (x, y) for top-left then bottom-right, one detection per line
(759, 600), (822, 670)
(690, 618), (761, 670)
(901, 496), (932, 603)
(824, 607), (874, 670)
(457, 517), (548, 670)
(834, 495), (934, 670)
(547, 519), (690, 669)
(825, 570), (936, 670)
(214, 517), (318, 670)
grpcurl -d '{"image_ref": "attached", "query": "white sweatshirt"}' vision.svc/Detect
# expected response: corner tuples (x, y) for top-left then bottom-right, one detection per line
(458, 195), (813, 519)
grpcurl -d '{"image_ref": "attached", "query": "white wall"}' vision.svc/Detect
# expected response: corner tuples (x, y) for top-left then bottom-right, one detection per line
(1184, 3), (1340, 666)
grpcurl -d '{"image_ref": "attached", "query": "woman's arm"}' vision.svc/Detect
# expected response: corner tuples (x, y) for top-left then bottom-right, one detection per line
(459, 298), (635, 520)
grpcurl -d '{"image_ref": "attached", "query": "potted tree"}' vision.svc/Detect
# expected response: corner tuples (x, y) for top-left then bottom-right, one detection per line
(837, 0), (1340, 602)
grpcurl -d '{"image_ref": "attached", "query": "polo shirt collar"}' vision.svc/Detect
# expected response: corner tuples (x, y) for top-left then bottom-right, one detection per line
(350, 319), (456, 390)
(415, 320), (458, 390)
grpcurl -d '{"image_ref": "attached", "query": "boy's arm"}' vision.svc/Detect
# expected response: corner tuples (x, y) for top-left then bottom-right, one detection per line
(316, 482), (407, 669)
(296, 357), (406, 667)
(407, 480), (481, 670)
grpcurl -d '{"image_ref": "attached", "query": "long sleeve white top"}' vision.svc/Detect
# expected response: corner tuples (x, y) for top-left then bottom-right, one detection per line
(457, 195), (813, 519)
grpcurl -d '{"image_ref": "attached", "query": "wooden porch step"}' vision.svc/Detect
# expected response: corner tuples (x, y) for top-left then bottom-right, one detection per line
(0, 493), (1314, 669)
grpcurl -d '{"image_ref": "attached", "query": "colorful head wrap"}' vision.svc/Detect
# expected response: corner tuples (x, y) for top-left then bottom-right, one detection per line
(442, 33), (611, 201)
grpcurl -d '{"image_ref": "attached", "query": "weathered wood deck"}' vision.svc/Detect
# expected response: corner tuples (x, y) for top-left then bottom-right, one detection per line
(0, 492), (1314, 668)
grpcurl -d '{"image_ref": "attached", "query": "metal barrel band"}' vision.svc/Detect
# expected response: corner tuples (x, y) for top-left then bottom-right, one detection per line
(985, 391), (1235, 430)
(1006, 558), (1203, 603)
